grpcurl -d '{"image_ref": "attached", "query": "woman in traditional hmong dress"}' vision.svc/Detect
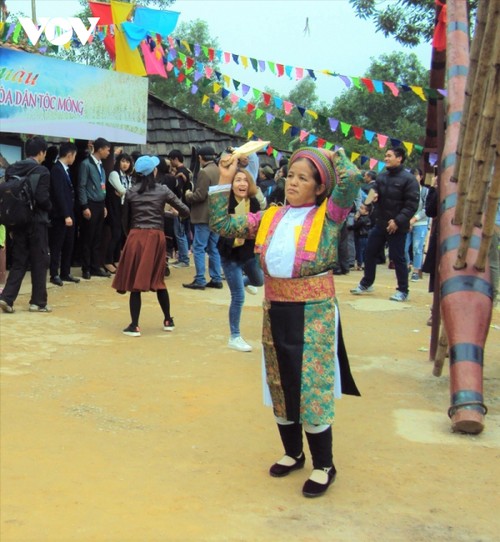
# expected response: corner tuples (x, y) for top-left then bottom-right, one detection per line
(209, 147), (362, 498)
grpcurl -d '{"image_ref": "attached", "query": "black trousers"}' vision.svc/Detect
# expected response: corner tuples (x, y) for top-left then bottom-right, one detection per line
(80, 201), (105, 273)
(49, 218), (75, 278)
(1, 223), (49, 307)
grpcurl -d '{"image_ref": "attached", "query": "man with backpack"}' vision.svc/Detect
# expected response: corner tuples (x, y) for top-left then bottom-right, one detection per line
(0, 136), (52, 313)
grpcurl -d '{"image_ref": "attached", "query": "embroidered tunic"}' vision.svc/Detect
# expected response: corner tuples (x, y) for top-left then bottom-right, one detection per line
(209, 149), (362, 424)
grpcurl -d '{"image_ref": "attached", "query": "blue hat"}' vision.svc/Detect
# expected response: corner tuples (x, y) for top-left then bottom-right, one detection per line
(135, 155), (160, 175)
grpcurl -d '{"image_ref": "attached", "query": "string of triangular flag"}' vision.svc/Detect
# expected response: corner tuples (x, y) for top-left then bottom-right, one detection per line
(170, 37), (447, 102)
(0, 19), (446, 102)
(166, 43), (422, 156)
(168, 60), (391, 172)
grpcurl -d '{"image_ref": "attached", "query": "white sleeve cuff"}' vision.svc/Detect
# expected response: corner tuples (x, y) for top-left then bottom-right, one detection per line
(209, 184), (231, 194)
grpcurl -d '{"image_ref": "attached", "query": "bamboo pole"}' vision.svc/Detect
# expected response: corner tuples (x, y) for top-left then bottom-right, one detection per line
(455, 15), (500, 269)
(452, 1), (496, 224)
(475, 115), (500, 270)
(433, 326), (448, 377)
(455, 66), (499, 268)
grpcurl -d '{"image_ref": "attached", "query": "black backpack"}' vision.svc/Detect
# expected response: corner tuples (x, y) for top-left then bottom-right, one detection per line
(0, 167), (41, 227)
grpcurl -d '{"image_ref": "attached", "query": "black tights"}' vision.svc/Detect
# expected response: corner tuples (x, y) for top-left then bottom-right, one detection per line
(129, 289), (171, 326)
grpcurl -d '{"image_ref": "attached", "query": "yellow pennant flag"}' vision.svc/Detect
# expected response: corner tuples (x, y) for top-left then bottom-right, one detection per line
(247, 130), (254, 139)
(351, 152), (360, 163)
(306, 109), (318, 120)
(223, 74), (231, 87)
(282, 122), (292, 134)
(202, 95), (209, 105)
(410, 86), (427, 101)
(181, 40), (191, 54)
(111, 0), (146, 76)
(403, 142), (414, 156)
(213, 82), (222, 93)
(241, 56), (249, 68)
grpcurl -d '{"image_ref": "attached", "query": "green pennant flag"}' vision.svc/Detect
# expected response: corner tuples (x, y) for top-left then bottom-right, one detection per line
(340, 122), (351, 136)
(325, 142), (334, 150)
(352, 77), (362, 89)
(252, 88), (261, 101)
(12, 22), (22, 43)
(268, 61), (276, 74)
(414, 144), (424, 154)
(255, 109), (265, 119)
(185, 79), (192, 89)
(202, 45), (208, 58)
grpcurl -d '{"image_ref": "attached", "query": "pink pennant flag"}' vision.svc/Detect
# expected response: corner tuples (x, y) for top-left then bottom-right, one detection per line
(230, 93), (239, 104)
(205, 66), (213, 78)
(384, 81), (399, 97)
(283, 101), (294, 115)
(299, 130), (308, 142)
(141, 42), (167, 78)
(224, 52), (231, 63)
(295, 67), (304, 80)
(376, 133), (388, 148)
(214, 104), (221, 114)
(369, 158), (378, 170)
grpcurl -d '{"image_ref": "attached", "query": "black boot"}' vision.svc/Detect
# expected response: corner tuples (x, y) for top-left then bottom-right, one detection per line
(269, 422), (305, 477)
(303, 427), (336, 497)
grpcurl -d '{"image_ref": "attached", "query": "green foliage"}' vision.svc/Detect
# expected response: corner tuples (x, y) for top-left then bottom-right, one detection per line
(348, 0), (477, 47)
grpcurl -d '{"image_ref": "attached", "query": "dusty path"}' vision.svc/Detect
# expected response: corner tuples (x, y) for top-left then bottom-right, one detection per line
(1, 263), (499, 542)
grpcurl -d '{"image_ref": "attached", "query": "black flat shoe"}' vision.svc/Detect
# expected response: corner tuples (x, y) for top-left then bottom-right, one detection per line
(61, 274), (80, 283)
(302, 467), (337, 498)
(82, 271), (91, 280)
(269, 453), (306, 478)
(206, 280), (223, 289)
(183, 281), (205, 290)
(50, 276), (63, 287)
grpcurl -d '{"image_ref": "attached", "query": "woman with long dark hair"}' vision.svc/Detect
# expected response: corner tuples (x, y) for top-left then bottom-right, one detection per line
(112, 156), (189, 336)
(105, 153), (133, 274)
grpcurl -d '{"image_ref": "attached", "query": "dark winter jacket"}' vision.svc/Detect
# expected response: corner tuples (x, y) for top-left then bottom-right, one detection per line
(373, 165), (419, 233)
(217, 192), (260, 262)
(5, 158), (52, 225)
(349, 213), (373, 237)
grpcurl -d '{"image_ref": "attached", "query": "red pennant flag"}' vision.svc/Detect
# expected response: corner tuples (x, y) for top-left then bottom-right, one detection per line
(176, 59), (183, 69)
(361, 78), (375, 93)
(223, 113), (231, 123)
(263, 93), (271, 106)
(186, 57), (194, 69)
(247, 103), (256, 114)
(208, 48), (215, 61)
(317, 138), (326, 148)
(353, 126), (364, 140)
(266, 146), (273, 156)
(276, 64), (284, 77)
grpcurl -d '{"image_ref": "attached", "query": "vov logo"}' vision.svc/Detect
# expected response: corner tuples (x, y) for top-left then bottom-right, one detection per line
(19, 17), (100, 46)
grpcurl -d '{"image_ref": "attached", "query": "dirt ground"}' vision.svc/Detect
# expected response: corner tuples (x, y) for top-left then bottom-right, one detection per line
(1, 262), (499, 542)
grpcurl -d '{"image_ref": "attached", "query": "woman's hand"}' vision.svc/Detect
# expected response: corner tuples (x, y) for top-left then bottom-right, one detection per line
(218, 152), (239, 184)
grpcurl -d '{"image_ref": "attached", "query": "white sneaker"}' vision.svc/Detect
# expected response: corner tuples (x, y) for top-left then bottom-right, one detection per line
(245, 285), (258, 295)
(390, 290), (409, 302)
(350, 284), (374, 295)
(228, 336), (252, 352)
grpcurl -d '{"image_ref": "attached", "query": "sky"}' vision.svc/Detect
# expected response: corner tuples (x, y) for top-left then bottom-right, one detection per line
(8, 0), (433, 104)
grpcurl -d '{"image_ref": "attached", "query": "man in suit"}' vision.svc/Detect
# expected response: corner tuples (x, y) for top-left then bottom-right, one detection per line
(77, 137), (111, 280)
(183, 146), (223, 290)
(49, 142), (79, 286)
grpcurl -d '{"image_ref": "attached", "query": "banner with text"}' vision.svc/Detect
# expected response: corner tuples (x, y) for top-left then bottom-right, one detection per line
(0, 47), (148, 143)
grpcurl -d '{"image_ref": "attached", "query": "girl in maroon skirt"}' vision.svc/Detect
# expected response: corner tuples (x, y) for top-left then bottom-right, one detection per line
(112, 156), (189, 336)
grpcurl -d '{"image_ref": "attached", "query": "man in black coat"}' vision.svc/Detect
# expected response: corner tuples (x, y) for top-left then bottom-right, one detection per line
(0, 136), (53, 313)
(49, 142), (80, 286)
(350, 147), (419, 301)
